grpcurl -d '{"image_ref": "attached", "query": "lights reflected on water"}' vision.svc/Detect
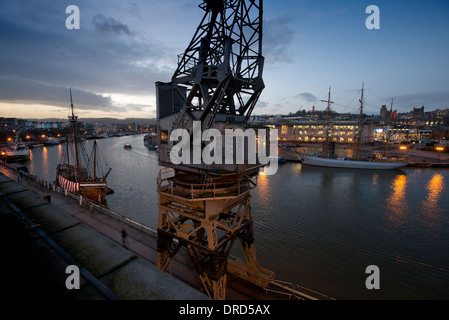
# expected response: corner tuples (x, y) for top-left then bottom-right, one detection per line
(385, 172), (447, 231)
(421, 173), (445, 228)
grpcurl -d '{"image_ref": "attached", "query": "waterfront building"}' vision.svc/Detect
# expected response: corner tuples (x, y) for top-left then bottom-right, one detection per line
(262, 118), (374, 145)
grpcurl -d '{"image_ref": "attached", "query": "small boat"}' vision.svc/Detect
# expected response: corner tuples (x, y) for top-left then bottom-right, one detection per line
(29, 143), (44, 149)
(56, 89), (111, 203)
(144, 133), (158, 149)
(44, 137), (61, 146)
(269, 156), (286, 163)
(96, 133), (109, 139)
(124, 144), (132, 149)
(4, 137), (30, 162)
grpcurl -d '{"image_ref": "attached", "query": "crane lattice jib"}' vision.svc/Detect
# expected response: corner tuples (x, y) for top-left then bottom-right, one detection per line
(172, 0), (264, 123)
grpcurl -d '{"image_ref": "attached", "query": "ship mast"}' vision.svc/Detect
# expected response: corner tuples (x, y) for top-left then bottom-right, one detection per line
(383, 98), (393, 157)
(68, 89), (80, 170)
(321, 86), (334, 158)
(355, 82), (364, 160)
(93, 140), (97, 180)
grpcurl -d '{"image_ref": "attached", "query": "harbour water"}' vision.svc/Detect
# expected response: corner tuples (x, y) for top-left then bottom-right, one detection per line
(25, 134), (449, 299)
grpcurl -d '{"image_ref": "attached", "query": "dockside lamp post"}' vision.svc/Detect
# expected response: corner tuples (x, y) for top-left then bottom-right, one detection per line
(436, 146), (444, 163)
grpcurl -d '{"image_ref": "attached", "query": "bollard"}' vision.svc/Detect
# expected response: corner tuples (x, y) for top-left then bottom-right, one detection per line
(79, 195), (83, 206)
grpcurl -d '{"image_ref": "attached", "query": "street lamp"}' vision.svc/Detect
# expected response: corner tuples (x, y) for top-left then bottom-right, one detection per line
(436, 146), (444, 163)
(398, 145), (408, 160)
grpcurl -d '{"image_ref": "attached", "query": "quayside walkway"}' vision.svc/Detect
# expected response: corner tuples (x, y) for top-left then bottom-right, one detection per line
(0, 166), (208, 300)
(0, 164), (326, 300)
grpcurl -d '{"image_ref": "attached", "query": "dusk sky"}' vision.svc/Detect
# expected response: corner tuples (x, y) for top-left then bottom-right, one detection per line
(1, 0), (448, 119)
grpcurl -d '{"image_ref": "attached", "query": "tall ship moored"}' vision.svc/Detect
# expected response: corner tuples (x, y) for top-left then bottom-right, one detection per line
(56, 89), (111, 203)
(301, 83), (408, 170)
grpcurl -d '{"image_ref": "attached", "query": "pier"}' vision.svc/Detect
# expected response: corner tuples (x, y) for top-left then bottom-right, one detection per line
(0, 162), (326, 300)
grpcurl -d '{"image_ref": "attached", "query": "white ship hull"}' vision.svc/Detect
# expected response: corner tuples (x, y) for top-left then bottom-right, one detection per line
(4, 144), (30, 161)
(301, 155), (408, 170)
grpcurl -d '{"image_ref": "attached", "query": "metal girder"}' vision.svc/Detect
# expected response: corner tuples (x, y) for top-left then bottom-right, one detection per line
(164, 0), (264, 130)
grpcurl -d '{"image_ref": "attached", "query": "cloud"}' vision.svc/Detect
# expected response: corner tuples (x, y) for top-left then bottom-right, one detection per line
(0, 0), (174, 108)
(124, 103), (152, 112)
(0, 77), (119, 112)
(256, 100), (269, 108)
(92, 14), (133, 36)
(293, 92), (318, 102)
(263, 14), (300, 64)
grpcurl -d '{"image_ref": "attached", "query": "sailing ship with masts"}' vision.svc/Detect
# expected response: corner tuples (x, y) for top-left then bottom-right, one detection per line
(56, 89), (112, 203)
(301, 83), (408, 170)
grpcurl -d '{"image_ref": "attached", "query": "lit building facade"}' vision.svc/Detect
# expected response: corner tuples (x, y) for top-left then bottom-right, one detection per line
(264, 120), (375, 144)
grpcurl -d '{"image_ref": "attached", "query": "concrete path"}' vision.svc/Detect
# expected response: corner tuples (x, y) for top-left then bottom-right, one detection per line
(0, 166), (209, 300)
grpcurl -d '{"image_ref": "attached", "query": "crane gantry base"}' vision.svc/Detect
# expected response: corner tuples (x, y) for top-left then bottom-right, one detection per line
(156, 168), (274, 300)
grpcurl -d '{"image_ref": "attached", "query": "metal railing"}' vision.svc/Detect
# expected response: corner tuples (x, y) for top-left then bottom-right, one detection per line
(1, 160), (157, 236)
(157, 169), (254, 200)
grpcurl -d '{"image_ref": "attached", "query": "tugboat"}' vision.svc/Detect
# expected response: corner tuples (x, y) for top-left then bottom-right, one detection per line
(56, 89), (112, 203)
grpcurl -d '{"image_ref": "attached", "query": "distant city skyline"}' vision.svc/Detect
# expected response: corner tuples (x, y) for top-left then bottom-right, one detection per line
(1, 0), (448, 119)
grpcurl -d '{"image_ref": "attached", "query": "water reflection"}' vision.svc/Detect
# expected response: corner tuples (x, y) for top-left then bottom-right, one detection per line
(372, 174), (379, 186)
(385, 174), (408, 227)
(421, 173), (445, 227)
(256, 172), (270, 202)
(39, 146), (50, 178)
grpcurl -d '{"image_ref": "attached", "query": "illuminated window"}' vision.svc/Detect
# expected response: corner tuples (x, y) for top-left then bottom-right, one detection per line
(160, 130), (168, 144)
(281, 125), (287, 135)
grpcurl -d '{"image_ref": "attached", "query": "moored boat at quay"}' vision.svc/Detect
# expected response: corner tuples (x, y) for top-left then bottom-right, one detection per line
(4, 141), (30, 162)
(56, 89), (111, 203)
(301, 83), (408, 170)
(44, 137), (61, 146)
(301, 154), (408, 169)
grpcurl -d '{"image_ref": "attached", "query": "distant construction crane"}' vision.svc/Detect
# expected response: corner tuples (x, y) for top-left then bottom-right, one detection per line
(155, 0), (273, 300)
